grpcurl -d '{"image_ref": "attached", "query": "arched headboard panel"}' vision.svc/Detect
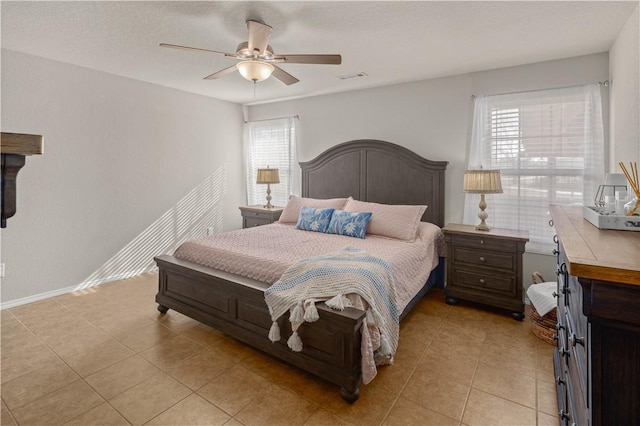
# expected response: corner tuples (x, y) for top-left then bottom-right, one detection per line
(300, 140), (448, 227)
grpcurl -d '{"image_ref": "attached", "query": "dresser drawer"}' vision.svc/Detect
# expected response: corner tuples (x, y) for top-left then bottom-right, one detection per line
(565, 312), (588, 394)
(450, 234), (518, 253)
(453, 247), (516, 270)
(565, 356), (588, 426)
(452, 268), (516, 295)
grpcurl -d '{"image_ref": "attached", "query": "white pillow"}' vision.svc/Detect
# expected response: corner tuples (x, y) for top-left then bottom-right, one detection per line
(343, 199), (427, 241)
(278, 196), (349, 223)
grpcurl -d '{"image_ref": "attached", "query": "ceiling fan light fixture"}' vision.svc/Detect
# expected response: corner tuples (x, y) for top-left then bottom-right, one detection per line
(236, 60), (274, 82)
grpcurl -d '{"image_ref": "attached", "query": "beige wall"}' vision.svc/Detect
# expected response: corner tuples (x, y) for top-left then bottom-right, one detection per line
(1, 49), (245, 306)
(609, 4), (640, 169)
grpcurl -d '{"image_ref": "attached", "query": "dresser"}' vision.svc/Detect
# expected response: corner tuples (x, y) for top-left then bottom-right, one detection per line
(550, 205), (640, 425)
(442, 223), (529, 320)
(239, 205), (283, 228)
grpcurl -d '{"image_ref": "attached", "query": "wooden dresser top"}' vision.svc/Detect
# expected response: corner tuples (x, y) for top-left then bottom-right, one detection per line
(1, 132), (43, 155)
(550, 205), (640, 286)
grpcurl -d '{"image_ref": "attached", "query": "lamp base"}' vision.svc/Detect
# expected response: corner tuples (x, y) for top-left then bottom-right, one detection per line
(476, 193), (491, 231)
(264, 184), (274, 209)
(475, 221), (491, 232)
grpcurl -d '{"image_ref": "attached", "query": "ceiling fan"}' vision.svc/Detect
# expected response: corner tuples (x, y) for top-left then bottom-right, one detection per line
(160, 20), (342, 85)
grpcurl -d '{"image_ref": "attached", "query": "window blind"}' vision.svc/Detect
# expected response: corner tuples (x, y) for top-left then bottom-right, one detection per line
(245, 117), (298, 207)
(464, 84), (605, 254)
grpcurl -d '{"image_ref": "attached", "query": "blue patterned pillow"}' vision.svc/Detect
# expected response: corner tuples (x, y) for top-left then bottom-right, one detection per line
(295, 206), (335, 232)
(326, 210), (372, 239)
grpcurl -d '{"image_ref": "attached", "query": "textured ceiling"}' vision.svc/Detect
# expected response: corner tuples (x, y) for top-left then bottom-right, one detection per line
(2, 1), (637, 105)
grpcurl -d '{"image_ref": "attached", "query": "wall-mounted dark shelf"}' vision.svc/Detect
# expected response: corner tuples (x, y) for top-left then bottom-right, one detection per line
(1, 132), (43, 228)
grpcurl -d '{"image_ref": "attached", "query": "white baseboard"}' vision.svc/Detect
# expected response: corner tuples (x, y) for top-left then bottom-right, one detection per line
(1, 266), (158, 310)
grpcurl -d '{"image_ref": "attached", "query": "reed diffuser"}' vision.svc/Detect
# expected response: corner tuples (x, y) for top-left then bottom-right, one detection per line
(619, 161), (640, 216)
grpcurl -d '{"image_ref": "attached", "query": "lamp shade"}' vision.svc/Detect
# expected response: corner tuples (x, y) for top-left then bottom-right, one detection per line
(237, 60), (274, 82)
(256, 168), (280, 184)
(463, 170), (503, 194)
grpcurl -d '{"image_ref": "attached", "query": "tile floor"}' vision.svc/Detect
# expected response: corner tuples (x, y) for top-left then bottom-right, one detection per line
(1, 272), (559, 425)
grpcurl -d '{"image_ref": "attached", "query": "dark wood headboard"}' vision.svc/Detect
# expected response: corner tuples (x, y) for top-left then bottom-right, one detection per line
(300, 140), (448, 227)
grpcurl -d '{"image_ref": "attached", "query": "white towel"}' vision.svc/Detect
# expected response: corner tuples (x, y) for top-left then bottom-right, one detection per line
(526, 281), (557, 316)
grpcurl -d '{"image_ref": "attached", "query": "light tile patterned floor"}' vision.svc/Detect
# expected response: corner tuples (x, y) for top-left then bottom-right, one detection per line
(1, 272), (558, 425)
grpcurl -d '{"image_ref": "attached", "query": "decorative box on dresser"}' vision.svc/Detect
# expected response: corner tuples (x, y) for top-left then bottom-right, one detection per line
(550, 205), (640, 426)
(239, 205), (283, 228)
(442, 223), (529, 320)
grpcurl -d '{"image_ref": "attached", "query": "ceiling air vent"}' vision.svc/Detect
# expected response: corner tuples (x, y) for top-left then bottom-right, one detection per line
(337, 72), (368, 80)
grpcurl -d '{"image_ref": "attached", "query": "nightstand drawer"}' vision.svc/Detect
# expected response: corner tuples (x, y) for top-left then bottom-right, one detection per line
(453, 247), (515, 270)
(244, 217), (270, 228)
(239, 205), (283, 229)
(453, 268), (516, 294)
(246, 211), (271, 220)
(450, 234), (517, 253)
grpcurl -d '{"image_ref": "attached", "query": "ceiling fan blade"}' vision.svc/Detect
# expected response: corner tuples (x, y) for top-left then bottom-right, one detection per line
(203, 65), (238, 80)
(247, 20), (272, 55)
(271, 54), (342, 65)
(160, 43), (236, 58)
(271, 65), (299, 85)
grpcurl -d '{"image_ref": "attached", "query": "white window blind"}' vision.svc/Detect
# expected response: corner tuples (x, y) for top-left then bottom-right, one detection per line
(244, 117), (298, 207)
(464, 84), (605, 254)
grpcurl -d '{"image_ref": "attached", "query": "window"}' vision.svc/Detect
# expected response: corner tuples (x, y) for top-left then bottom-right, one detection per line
(464, 84), (605, 253)
(244, 117), (298, 207)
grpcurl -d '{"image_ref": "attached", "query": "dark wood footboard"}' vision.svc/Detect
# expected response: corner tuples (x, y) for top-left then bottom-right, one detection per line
(154, 254), (365, 402)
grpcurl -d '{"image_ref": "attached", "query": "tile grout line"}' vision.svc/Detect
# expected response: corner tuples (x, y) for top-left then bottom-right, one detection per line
(378, 306), (453, 426)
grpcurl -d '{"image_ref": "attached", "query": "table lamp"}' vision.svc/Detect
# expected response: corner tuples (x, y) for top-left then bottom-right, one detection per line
(256, 167), (280, 209)
(464, 169), (503, 231)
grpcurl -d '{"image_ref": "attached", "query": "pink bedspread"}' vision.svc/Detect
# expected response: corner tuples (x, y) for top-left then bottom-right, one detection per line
(174, 222), (445, 312)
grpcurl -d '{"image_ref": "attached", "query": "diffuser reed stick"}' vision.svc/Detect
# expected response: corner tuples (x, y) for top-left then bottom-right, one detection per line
(619, 161), (640, 216)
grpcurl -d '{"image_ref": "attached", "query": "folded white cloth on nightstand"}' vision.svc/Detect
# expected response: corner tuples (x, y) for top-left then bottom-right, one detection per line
(526, 281), (557, 316)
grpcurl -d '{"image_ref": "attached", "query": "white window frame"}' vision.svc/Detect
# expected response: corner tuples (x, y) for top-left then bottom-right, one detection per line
(244, 117), (298, 207)
(463, 84), (605, 254)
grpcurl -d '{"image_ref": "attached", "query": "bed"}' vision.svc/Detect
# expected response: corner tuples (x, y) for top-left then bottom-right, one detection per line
(154, 139), (448, 402)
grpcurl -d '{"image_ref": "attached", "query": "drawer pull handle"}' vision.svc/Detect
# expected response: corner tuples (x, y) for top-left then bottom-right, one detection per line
(549, 219), (554, 227)
(553, 334), (559, 341)
(552, 249), (559, 255)
(560, 348), (570, 358)
(552, 291), (559, 298)
(559, 409), (570, 421)
(480, 239), (484, 245)
(556, 323), (565, 331)
(556, 376), (565, 386)
(479, 256), (486, 262)
(479, 278), (486, 284)
(570, 334), (585, 347)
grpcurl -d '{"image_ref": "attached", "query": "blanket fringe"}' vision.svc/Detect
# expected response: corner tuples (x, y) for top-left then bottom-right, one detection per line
(289, 302), (304, 323)
(325, 294), (352, 311)
(287, 330), (303, 352)
(303, 299), (319, 322)
(379, 334), (392, 356)
(268, 321), (281, 342)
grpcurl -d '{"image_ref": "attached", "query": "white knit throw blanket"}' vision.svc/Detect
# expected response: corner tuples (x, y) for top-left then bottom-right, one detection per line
(264, 247), (399, 383)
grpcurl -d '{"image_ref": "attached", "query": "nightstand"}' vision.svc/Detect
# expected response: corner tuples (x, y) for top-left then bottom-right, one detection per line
(442, 223), (529, 320)
(239, 205), (283, 228)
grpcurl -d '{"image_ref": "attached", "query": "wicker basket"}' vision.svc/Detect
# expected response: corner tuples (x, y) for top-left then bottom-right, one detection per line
(529, 272), (557, 346)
